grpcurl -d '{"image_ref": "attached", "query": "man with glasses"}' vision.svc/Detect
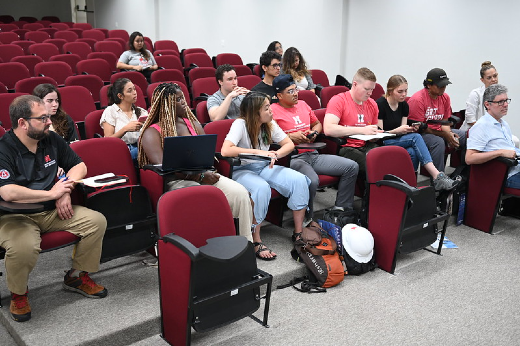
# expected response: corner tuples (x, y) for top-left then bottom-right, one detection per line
(271, 74), (359, 223)
(408, 68), (467, 172)
(207, 64), (249, 121)
(0, 95), (108, 323)
(323, 67), (381, 176)
(466, 84), (520, 189)
(251, 50), (282, 103)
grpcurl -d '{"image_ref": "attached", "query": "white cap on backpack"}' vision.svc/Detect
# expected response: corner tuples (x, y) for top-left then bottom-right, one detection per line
(342, 224), (374, 263)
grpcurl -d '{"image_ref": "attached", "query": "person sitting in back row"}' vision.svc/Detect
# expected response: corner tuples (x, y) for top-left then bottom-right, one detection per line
(282, 47), (316, 93)
(207, 64), (249, 121)
(116, 31), (158, 83)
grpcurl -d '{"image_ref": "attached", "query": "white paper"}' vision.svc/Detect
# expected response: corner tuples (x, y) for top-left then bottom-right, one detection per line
(81, 173), (127, 188)
(349, 133), (396, 141)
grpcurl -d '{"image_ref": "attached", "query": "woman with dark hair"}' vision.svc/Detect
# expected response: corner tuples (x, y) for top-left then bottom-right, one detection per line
(100, 78), (147, 160)
(376, 75), (457, 191)
(32, 83), (78, 143)
(116, 31), (158, 82)
(266, 41), (283, 56)
(138, 82), (254, 244)
(221, 91), (310, 260)
(282, 47), (316, 93)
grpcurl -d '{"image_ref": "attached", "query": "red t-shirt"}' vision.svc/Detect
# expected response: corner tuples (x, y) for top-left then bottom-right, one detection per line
(271, 100), (318, 153)
(325, 91), (379, 148)
(271, 101), (317, 133)
(407, 88), (452, 131)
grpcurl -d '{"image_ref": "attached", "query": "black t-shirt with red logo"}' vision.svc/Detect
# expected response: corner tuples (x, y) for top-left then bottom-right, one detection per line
(0, 129), (82, 210)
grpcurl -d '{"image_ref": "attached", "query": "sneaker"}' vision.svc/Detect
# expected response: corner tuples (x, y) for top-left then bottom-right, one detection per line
(10, 290), (31, 322)
(63, 270), (108, 298)
(142, 257), (158, 267)
(433, 172), (459, 191)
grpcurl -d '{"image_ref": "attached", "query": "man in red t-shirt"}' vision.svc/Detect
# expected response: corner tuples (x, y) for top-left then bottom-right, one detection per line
(323, 67), (380, 175)
(271, 74), (359, 221)
(407, 68), (466, 172)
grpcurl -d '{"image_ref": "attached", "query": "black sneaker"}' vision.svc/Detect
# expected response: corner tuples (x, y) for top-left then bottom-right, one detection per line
(433, 172), (459, 191)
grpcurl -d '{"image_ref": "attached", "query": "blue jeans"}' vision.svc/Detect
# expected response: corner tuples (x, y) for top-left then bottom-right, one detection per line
(384, 133), (432, 170)
(506, 172), (520, 189)
(128, 143), (138, 160)
(233, 161), (310, 225)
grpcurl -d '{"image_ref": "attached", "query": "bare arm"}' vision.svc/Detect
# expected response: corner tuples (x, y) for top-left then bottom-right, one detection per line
(102, 121), (142, 139)
(208, 88), (248, 121)
(140, 127), (164, 164)
(323, 113), (380, 137)
(466, 148), (517, 165)
(116, 62), (142, 71)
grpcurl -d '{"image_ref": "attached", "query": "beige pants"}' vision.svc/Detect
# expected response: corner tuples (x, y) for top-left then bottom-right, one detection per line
(0, 206), (106, 295)
(166, 175), (254, 242)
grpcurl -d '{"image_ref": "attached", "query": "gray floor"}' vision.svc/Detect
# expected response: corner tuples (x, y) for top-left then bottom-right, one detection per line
(1, 182), (520, 346)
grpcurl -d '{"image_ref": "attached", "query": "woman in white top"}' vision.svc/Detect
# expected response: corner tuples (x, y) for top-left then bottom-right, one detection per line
(116, 31), (158, 83)
(100, 78), (147, 160)
(461, 61), (498, 131)
(462, 61), (518, 146)
(222, 91), (310, 260)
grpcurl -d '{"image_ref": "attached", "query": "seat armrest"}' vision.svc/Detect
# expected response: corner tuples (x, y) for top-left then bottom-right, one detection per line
(0, 201), (44, 213)
(375, 180), (420, 197)
(199, 236), (249, 261)
(316, 133), (347, 146)
(162, 233), (199, 260)
(215, 153), (241, 166)
(496, 156), (518, 167)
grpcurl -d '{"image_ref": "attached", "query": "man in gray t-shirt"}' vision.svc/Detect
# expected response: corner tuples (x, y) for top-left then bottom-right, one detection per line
(207, 64), (249, 121)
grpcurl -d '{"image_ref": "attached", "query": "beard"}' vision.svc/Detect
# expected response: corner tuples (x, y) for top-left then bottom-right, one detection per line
(27, 123), (50, 141)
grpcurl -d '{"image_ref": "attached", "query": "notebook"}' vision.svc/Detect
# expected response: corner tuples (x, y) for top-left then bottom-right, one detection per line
(159, 134), (217, 172)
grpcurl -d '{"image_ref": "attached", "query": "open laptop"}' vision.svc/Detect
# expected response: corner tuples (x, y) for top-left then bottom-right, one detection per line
(157, 134), (217, 173)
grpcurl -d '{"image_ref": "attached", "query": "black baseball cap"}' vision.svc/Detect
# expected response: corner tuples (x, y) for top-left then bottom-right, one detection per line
(426, 68), (452, 87)
(273, 74), (295, 93)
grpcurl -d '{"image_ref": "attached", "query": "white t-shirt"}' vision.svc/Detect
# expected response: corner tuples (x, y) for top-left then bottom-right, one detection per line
(225, 118), (287, 165)
(100, 103), (148, 145)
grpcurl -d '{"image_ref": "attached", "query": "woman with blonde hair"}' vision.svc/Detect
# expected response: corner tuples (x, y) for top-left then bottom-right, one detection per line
(376, 75), (457, 191)
(221, 91), (310, 260)
(138, 83), (254, 243)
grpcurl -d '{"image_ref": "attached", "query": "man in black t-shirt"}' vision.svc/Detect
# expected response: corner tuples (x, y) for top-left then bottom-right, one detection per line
(251, 50), (282, 103)
(0, 95), (108, 323)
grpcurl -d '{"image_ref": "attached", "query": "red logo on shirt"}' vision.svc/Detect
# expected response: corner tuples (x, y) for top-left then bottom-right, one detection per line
(0, 169), (10, 179)
(45, 155), (51, 163)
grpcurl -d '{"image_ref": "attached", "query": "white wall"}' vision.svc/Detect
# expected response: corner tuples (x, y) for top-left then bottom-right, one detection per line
(345, 0), (520, 133)
(0, 0), (72, 22)
(92, 0), (345, 86)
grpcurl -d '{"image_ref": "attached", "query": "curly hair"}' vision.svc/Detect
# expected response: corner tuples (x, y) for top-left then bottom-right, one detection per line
(138, 83), (201, 167)
(282, 47), (310, 82)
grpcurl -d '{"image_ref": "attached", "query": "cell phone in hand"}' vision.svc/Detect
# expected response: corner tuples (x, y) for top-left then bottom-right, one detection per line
(411, 122), (422, 126)
(138, 116), (148, 123)
(306, 131), (318, 139)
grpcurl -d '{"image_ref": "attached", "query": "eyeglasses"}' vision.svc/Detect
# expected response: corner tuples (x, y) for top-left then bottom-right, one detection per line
(270, 63), (282, 69)
(285, 87), (298, 95)
(24, 115), (51, 123)
(489, 98), (511, 106)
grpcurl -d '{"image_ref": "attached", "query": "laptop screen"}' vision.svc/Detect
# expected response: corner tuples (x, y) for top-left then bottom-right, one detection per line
(161, 134), (217, 172)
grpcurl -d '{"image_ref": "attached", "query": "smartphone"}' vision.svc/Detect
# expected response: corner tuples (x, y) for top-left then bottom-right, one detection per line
(306, 131), (318, 139)
(411, 122), (422, 126)
(138, 115), (148, 123)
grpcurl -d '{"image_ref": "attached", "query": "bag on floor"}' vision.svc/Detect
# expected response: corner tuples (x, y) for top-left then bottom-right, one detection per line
(322, 208), (359, 228)
(320, 221), (377, 275)
(290, 225), (345, 289)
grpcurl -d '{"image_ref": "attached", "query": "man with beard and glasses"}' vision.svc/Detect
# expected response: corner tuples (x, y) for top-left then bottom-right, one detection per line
(0, 95), (108, 323)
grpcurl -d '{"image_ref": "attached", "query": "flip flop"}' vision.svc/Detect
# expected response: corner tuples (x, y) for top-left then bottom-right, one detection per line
(253, 242), (277, 261)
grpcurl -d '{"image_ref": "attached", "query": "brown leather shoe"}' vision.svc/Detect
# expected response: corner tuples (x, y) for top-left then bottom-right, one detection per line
(63, 270), (108, 298)
(10, 291), (31, 322)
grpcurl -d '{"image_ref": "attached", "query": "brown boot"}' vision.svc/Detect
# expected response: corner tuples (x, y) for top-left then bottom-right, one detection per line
(10, 290), (31, 322)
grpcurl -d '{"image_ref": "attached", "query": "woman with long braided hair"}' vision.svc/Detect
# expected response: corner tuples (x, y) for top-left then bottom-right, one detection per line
(138, 82), (253, 241)
(221, 91), (311, 260)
